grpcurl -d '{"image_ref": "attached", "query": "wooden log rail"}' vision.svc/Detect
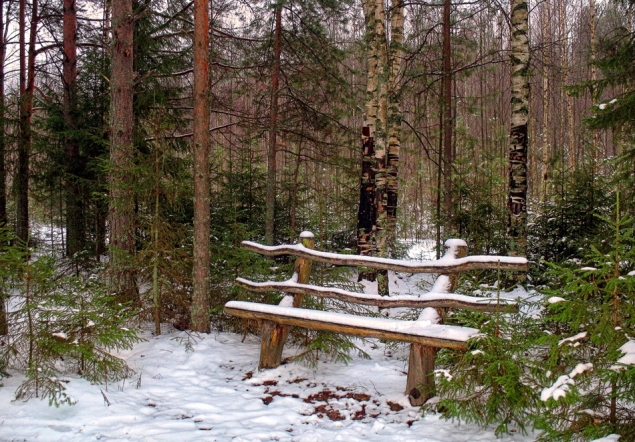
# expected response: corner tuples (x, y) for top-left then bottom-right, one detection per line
(225, 231), (528, 406)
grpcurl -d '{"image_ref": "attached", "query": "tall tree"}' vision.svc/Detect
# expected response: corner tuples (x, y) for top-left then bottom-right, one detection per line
(386, 0), (404, 260)
(190, 0), (211, 332)
(442, 0), (453, 223)
(109, 0), (137, 302)
(358, 0), (404, 295)
(0, 0), (8, 228)
(507, 0), (530, 257)
(64, 0), (83, 258)
(265, 0), (282, 246)
(17, 0), (38, 244)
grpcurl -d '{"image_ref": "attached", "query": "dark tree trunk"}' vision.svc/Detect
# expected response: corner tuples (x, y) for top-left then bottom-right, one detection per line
(17, 0), (37, 245)
(265, 1), (282, 246)
(64, 0), (83, 258)
(357, 127), (376, 281)
(0, 0), (4, 335)
(190, 0), (211, 332)
(442, 0), (453, 225)
(109, 0), (137, 303)
(0, 0), (7, 228)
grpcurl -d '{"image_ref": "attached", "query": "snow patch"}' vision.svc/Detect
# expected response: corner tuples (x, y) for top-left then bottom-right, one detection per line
(558, 332), (587, 347)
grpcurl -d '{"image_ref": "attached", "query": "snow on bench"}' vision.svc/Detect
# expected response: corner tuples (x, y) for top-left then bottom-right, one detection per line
(225, 231), (528, 406)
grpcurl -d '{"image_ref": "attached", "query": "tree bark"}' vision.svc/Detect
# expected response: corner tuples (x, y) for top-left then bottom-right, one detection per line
(17, 0), (37, 245)
(507, 0), (530, 258)
(109, 0), (137, 303)
(265, 1), (282, 246)
(386, 0), (404, 260)
(442, 0), (453, 225)
(64, 0), (83, 258)
(357, 0), (379, 277)
(190, 0), (211, 333)
(0, 0), (7, 228)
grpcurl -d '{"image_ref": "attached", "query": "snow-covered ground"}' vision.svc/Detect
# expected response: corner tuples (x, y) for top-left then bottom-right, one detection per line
(0, 328), (536, 442)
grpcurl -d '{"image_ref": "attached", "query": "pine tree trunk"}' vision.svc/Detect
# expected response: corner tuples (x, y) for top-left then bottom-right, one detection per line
(190, 0), (211, 333)
(109, 0), (137, 303)
(265, 2), (282, 246)
(17, 0), (37, 245)
(64, 0), (83, 258)
(507, 0), (530, 258)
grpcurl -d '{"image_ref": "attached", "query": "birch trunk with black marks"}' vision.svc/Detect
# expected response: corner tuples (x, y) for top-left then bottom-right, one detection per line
(507, 0), (530, 258)
(358, 0), (403, 296)
(386, 0), (404, 264)
(191, 0), (211, 333)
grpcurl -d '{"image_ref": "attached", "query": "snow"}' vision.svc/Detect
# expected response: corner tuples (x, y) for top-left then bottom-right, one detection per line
(547, 297), (566, 304)
(225, 301), (478, 343)
(241, 241), (528, 272)
(540, 364), (592, 401)
(614, 340), (635, 367)
(558, 332), (587, 347)
(0, 329), (535, 441)
(236, 278), (516, 309)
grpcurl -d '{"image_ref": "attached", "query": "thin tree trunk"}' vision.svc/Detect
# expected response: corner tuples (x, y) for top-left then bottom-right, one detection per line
(442, 0), (453, 225)
(589, 0), (599, 160)
(0, 0), (4, 335)
(559, 0), (575, 169)
(0, 0), (7, 228)
(265, 1), (282, 246)
(64, 0), (83, 258)
(190, 0), (211, 333)
(540, 3), (550, 201)
(507, 0), (530, 258)
(109, 0), (137, 303)
(17, 0), (37, 245)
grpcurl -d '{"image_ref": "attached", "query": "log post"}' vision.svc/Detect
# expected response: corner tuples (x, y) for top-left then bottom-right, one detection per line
(406, 239), (467, 406)
(259, 231), (314, 370)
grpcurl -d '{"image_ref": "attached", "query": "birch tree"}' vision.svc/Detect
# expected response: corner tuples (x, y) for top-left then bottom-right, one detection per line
(507, 0), (530, 258)
(358, 0), (404, 295)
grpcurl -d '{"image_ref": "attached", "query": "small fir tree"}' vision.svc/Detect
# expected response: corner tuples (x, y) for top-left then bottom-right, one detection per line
(535, 201), (635, 440)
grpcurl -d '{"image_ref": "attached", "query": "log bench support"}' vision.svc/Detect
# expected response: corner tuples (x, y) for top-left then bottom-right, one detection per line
(227, 232), (526, 406)
(259, 232), (314, 370)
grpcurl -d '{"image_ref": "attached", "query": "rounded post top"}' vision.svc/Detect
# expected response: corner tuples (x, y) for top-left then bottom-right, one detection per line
(443, 238), (468, 259)
(299, 231), (315, 239)
(444, 238), (467, 248)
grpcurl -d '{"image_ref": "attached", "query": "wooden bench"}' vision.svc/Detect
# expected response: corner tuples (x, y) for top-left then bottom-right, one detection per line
(225, 231), (528, 405)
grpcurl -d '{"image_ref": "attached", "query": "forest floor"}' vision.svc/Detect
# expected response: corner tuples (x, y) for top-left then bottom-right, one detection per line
(0, 326), (542, 442)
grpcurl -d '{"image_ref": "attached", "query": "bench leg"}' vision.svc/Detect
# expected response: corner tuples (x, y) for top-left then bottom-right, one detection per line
(259, 320), (289, 370)
(405, 343), (436, 406)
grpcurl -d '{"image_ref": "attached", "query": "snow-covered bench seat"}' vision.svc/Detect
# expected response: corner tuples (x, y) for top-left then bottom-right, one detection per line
(225, 232), (528, 406)
(224, 301), (478, 350)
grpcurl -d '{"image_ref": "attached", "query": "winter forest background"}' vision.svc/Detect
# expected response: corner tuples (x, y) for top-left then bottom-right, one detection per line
(0, 0), (634, 440)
